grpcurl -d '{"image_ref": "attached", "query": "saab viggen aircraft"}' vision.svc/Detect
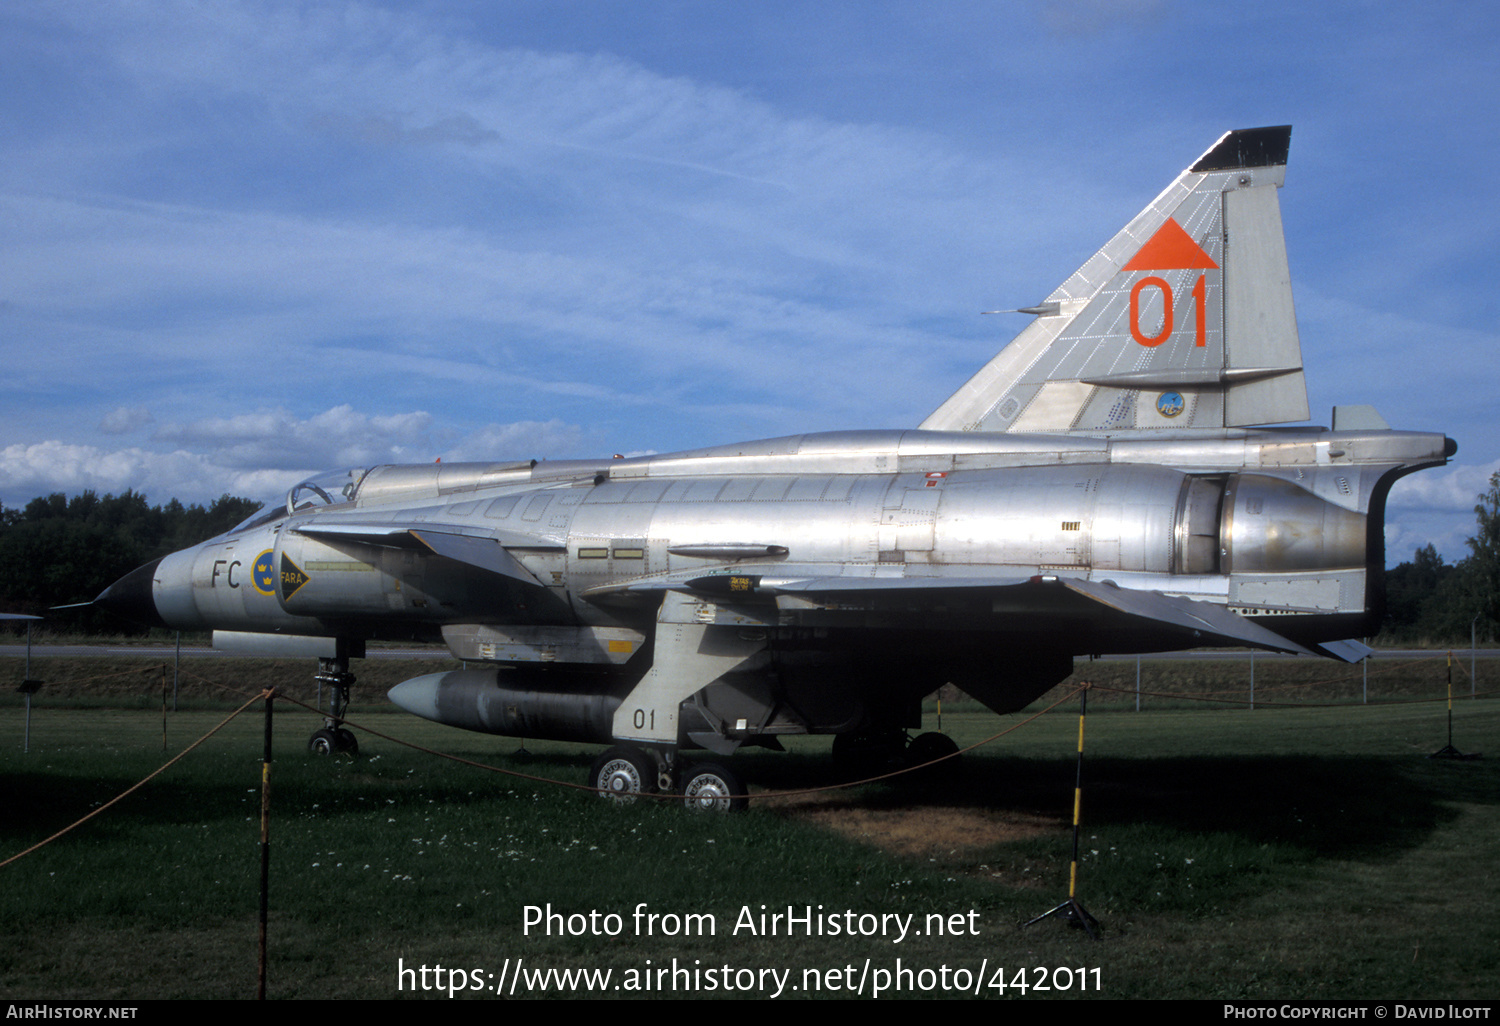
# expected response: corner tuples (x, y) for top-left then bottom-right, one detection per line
(95, 127), (1454, 809)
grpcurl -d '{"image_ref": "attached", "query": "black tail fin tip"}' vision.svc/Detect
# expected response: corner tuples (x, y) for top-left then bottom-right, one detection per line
(1191, 125), (1292, 173)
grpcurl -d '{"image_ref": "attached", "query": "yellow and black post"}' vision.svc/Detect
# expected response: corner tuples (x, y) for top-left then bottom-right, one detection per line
(1025, 684), (1101, 939)
(1430, 652), (1478, 759)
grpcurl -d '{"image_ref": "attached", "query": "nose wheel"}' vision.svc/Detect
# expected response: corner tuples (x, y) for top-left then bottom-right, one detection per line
(308, 727), (359, 756)
(308, 655), (358, 756)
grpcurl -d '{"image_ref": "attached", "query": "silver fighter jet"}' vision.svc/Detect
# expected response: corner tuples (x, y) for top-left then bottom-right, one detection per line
(96, 127), (1454, 807)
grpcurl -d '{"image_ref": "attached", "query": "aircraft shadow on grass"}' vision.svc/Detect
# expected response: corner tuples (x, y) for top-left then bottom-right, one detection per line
(4, 745), (1486, 852)
(737, 748), (1489, 863)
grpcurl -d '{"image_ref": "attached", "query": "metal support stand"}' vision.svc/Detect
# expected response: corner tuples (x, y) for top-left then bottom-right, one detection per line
(16, 617), (43, 754)
(1025, 685), (1100, 939)
(19, 679), (41, 754)
(1472, 615), (1480, 699)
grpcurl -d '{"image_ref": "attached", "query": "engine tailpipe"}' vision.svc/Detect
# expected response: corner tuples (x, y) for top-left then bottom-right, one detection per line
(1221, 474), (1367, 574)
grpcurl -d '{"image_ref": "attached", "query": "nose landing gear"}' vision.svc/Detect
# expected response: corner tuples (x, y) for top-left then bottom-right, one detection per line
(308, 656), (359, 756)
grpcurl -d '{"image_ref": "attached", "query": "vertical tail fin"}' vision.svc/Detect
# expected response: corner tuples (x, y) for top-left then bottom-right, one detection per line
(922, 126), (1307, 434)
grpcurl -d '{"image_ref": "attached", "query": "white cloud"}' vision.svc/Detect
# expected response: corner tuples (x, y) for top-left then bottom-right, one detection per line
(98, 406), (153, 435)
(1380, 460), (1500, 564)
(0, 439), (288, 507)
(1385, 514), (1474, 567)
(0, 405), (593, 509)
(1386, 460), (1500, 513)
(447, 420), (586, 462)
(151, 405), (436, 471)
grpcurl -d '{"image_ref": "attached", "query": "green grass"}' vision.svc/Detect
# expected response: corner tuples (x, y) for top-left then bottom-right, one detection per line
(1, 658), (1498, 1000)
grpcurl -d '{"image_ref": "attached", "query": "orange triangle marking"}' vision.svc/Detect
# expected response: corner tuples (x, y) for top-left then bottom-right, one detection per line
(1121, 218), (1218, 271)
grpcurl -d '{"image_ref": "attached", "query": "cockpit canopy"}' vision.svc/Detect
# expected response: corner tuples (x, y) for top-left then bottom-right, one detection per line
(227, 460), (539, 534)
(286, 467), (369, 514)
(227, 467), (368, 534)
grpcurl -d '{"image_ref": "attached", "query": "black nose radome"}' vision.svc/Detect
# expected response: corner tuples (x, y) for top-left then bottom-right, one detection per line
(94, 557), (167, 629)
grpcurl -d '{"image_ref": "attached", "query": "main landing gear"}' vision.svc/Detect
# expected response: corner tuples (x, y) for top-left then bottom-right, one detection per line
(590, 745), (749, 813)
(831, 729), (960, 785)
(308, 656), (359, 756)
(590, 747), (655, 801)
(680, 763), (749, 813)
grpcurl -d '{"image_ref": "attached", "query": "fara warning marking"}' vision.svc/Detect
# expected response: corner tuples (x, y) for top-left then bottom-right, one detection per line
(279, 553), (310, 600)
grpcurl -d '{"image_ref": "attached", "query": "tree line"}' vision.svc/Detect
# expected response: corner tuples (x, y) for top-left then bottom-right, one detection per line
(0, 489), (261, 633)
(1384, 472), (1500, 643)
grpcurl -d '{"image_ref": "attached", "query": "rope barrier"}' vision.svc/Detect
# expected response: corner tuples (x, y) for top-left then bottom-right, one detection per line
(0, 690), (266, 869)
(7, 659), (1094, 805)
(6, 649), (1489, 820)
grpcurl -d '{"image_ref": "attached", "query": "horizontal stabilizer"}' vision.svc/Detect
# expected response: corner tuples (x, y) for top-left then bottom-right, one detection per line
(923, 126), (1307, 434)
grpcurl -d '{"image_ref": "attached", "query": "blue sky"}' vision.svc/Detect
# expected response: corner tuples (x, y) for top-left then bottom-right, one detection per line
(1, 1), (1495, 564)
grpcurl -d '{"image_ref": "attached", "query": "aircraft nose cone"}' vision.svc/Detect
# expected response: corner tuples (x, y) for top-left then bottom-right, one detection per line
(94, 557), (167, 629)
